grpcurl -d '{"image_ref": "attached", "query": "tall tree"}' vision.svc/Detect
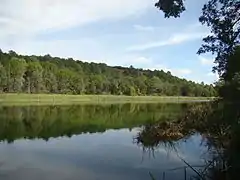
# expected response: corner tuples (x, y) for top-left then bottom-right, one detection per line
(56, 69), (75, 94)
(197, 0), (240, 76)
(24, 61), (43, 93)
(0, 63), (7, 92)
(42, 62), (58, 93)
(155, 0), (240, 77)
(6, 57), (26, 92)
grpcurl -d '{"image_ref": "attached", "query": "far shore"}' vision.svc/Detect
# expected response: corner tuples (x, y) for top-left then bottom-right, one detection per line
(0, 93), (215, 106)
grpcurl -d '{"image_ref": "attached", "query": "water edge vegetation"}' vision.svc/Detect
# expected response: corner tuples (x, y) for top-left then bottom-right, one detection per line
(0, 94), (214, 106)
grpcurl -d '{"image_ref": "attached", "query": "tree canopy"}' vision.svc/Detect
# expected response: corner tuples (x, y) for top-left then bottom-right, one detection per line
(155, 0), (186, 18)
(156, 0), (240, 77)
(0, 50), (216, 97)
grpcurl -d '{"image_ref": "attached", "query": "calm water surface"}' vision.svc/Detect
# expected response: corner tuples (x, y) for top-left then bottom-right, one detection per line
(0, 104), (210, 180)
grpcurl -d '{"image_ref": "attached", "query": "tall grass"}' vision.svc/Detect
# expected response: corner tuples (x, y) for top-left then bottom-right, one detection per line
(0, 93), (214, 106)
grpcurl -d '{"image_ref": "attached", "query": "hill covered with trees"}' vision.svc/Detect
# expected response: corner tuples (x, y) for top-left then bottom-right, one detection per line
(0, 50), (216, 97)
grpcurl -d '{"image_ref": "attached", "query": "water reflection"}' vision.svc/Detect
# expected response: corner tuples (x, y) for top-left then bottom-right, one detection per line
(0, 103), (185, 142)
(135, 102), (240, 180)
(0, 103), (232, 180)
(0, 129), (207, 180)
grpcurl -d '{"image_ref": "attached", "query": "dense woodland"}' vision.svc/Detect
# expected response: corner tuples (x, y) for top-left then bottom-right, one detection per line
(0, 50), (216, 97)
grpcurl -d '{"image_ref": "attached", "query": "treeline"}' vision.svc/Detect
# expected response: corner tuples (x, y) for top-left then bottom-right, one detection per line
(0, 50), (216, 96)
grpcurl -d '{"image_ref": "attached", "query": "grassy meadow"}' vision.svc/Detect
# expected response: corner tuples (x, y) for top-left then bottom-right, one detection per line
(0, 93), (214, 106)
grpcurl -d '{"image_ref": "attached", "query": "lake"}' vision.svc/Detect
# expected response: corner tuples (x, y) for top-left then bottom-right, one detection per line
(0, 103), (211, 180)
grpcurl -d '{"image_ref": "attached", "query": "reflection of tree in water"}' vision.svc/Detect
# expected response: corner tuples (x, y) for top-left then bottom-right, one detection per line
(0, 103), (186, 143)
(134, 102), (240, 180)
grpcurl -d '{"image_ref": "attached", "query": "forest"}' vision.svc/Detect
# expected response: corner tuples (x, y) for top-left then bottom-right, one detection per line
(0, 50), (216, 97)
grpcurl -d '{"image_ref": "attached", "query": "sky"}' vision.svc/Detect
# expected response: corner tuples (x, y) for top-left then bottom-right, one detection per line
(0, 0), (218, 84)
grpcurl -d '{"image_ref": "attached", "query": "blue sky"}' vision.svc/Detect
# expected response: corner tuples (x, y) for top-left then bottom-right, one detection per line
(0, 0), (218, 84)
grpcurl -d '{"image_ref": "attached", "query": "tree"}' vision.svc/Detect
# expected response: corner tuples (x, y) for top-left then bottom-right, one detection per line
(155, 0), (240, 77)
(0, 50), (215, 96)
(42, 62), (58, 93)
(155, 0), (185, 18)
(0, 63), (7, 92)
(134, 76), (147, 95)
(197, 0), (240, 76)
(180, 84), (190, 96)
(130, 86), (136, 96)
(70, 74), (85, 94)
(218, 47), (240, 101)
(224, 46), (240, 81)
(24, 61), (43, 93)
(56, 69), (74, 94)
(8, 50), (18, 57)
(147, 76), (163, 95)
(6, 57), (26, 92)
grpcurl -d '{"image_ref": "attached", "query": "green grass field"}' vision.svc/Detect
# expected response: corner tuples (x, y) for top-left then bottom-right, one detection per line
(0, 93), (214, 106)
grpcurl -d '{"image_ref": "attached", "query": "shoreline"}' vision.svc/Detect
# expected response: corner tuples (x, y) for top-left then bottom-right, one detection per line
(0, 93), (215, 106)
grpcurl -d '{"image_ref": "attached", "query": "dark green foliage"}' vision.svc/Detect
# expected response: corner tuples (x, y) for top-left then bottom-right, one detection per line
(5, 57), (27, 92)
(136, 101), (240, 180)
(216, 47), (240, 101)
(0, 63), (7, 92)
(197, 0), (240, 76)
(0, 50), (216, 96)
(0, 103), (185, 142)
(24, 60), (43, 93)
(224, 47), (240, 82)
(155, 0), (185, 18)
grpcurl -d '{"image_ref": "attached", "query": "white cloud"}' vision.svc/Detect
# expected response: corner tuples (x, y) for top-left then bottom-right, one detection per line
(166, 68), (192, 78)
(108, 55), (153, 67)
(199, 56), (214, 66)
(127, 32), (206, 51)
(148, 64), (170, 72)
(148, 64), (192, 78)
(128, 56), (153, 64)
(0, 0), (153, 39)
(82, 54), (192, 79)
(1, 38), (111, 63)
(133, 24), (155, 32)
(0, 0), (216, 86)
(174, 69), (192, 75)
(3, 37), (154, 68)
